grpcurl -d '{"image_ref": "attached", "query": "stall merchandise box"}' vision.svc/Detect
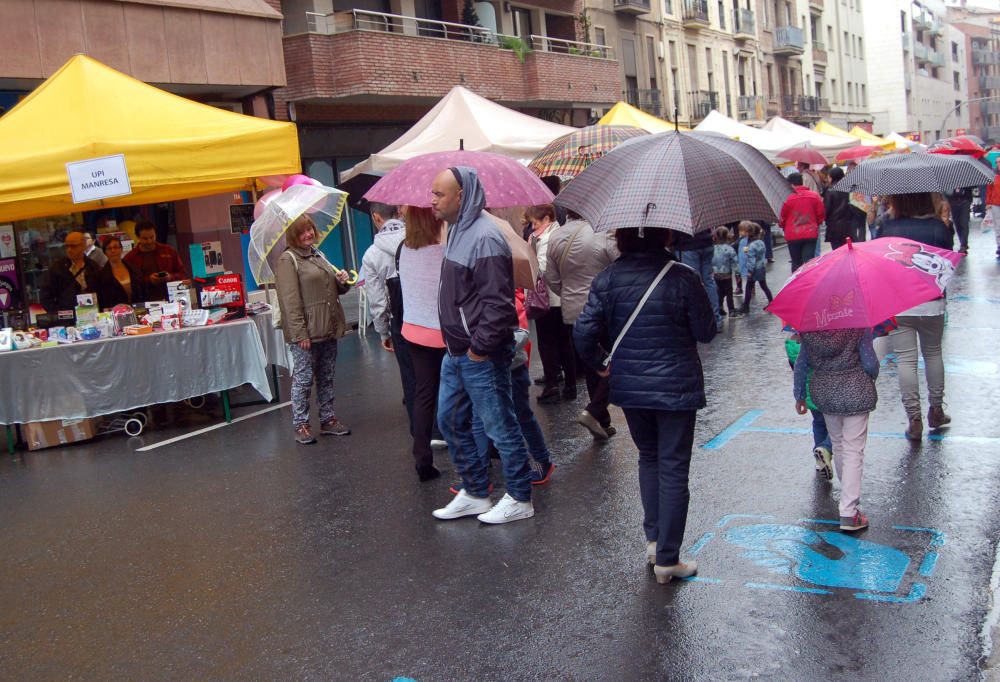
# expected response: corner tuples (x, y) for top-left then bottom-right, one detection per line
(23, 418), (95, 451)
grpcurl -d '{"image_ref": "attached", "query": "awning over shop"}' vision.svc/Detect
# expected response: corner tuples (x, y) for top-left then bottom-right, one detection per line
(693, 110), (790, 161)
(762, 116), (857, 158)
(340, 86), (575, 183)
(598, 101), (689, 133)
(0, 55), (300, 223)
(848, 126), (896, 150)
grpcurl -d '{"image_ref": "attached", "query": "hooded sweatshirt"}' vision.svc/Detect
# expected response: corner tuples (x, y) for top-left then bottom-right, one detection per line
(359, 218), (406, 340)
(438, 167), (518, 357)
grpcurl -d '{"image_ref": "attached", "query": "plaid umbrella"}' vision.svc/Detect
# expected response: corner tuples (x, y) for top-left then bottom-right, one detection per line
(830, 152), (996, 195)
(528, 125), (648, 178)
(554, 131), (793, 235)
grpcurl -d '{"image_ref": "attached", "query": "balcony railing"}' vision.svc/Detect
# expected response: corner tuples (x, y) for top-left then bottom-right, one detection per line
(304, 10), (613, 59)
(930, 19), (944, 36)
(914, 41), (929, 63)
(733, 8), (755, 38)
(682, 0), (710, 26)
(780, 94), (823, 119)
(688, 89), (718, 120)
(972, 50), (1000, 66)
(912, 10), (931, 30)
(929, 50), (944, 67)
(774, 26), (805, 55)
(813, 42), (827, 64)
(626, 88), (664, 117)
(737, 95), (764, 120)
(614, 0), (651, 15)
(809, 0), (824, 8)
(979, 75), (1000, 90)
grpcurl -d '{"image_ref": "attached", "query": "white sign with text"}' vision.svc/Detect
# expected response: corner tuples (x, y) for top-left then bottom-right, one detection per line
(66, 154), (132, 203)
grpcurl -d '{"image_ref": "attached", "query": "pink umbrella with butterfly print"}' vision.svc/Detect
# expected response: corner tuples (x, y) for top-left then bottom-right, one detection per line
(766, 237), (963, 332)
(363, 150), (554, 208)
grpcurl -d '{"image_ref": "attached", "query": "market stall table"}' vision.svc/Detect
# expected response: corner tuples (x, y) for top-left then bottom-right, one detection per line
(250, 310), (291, 401)
(1, 319), (272, 453)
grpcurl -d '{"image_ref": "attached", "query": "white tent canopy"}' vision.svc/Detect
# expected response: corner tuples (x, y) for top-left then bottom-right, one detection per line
(886, 132), (926, 151)
(762, 116), (857, 158)
(340, 86), (575, 182)
(693, 110), (795, 161)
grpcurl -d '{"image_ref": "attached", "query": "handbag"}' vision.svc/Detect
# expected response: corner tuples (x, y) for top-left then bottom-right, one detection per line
(386, 241), (404, 321)
(603, 260), (674, 368)
(524, 274), (550, 320)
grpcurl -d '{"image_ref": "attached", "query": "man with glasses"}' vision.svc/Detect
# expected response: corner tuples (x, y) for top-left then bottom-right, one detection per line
(42, 231), (100, 314)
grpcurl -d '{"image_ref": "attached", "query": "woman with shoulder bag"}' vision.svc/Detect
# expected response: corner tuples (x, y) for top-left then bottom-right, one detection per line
(574, 227), (717, 584)
(526, 204), (577, 404)
(275, 215), (352, 445)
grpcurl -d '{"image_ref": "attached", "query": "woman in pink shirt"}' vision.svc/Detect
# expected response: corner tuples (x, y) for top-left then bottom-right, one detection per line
(398, 206), (448, 482)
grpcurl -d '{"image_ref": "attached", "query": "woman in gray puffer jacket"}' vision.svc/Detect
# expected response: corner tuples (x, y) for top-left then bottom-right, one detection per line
(794, 327), (879, 532)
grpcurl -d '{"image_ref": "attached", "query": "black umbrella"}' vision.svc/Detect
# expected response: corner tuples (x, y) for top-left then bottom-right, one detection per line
(553, 131), (793, 235)
(831, 153), (995, 195)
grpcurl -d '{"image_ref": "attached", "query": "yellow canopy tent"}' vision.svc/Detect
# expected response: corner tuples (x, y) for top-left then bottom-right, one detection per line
(598, 101), (690, 133)
(848, 126), (897, 150)
(0, 55), (300, 223)
(814, 119), (895, 150)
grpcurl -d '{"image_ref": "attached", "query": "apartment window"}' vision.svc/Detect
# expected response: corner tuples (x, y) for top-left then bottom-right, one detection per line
(951, 41), (959, 60)
(831, 77), (838, 104)
(706, 47), (714, 92)
(843, 31), (849, 54)
(861, 84), (867, 106)
(595, 27), (607, 46)
(847, 80), (853, 106)
(647, 36), (658, 91)
(828, 26), (834, 52)
(954, 71), (961, 91)
(688, 44), (699, 88)
(718, 1), (726, 30)
(511, 7), (533, 38)
(900, 11), (906, 33)
(858, 36), (864, 59)
(664, 0), (673, 14)
(766, 64), (774, 99)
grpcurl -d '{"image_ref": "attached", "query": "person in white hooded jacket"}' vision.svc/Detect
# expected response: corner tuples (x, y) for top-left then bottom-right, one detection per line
(359, 203), (413, 428)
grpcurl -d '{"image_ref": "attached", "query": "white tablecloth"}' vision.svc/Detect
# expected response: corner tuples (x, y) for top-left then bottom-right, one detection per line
(249, 311), (293, 370)
(0, 319), (272, 424)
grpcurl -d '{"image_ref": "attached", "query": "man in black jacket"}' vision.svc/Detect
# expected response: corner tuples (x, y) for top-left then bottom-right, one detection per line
(43, 231), (100, 315)
(429, 167), (535, 525)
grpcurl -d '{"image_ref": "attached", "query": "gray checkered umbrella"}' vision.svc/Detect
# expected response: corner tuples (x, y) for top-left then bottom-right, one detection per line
(553, 131), (793, 235)
(831, 152), (996, 195)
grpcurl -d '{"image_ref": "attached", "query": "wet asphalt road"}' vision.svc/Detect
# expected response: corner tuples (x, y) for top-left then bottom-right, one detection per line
(2, 223), (1000, 681)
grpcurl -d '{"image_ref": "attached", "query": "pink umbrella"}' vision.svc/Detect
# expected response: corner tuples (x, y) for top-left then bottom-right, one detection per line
(835, 145), (879, 164)
(777, 145), (828, 167)
(766, 237), (962, 332)
(364, 150), (554, 208)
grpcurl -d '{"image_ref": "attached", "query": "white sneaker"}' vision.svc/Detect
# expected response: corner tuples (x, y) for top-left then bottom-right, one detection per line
(432, 489), (492, 520)
(430, 439), (449, 449)
(476, 493), (535, 524)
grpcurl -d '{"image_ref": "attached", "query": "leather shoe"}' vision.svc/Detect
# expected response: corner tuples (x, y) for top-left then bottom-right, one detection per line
(653, 561), (698, 584)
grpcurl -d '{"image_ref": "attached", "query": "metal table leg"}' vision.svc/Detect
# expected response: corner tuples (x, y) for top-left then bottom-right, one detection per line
(222, 390), (232, 423)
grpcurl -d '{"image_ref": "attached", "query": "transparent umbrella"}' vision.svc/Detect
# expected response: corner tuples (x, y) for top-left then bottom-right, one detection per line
(248, 183), (350, 285)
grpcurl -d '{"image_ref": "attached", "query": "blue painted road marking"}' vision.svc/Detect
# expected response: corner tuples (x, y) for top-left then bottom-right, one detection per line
(703, 410), (1000, 450)
(685, 516), (945, 603)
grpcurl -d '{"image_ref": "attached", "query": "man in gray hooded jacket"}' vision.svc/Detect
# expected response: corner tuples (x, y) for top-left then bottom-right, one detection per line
(429, 167), (535, 525)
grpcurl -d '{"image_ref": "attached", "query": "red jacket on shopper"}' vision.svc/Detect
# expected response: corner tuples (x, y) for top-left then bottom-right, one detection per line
(987, 175), (1000, 207)
(779, 185), (826, 241)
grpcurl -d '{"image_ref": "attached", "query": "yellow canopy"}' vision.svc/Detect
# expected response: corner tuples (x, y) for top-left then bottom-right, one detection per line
(848, 126), (897, 150)
(0, 55), (300, 222)
(598, 101), (690, 133)
(814, 119), (895, 150)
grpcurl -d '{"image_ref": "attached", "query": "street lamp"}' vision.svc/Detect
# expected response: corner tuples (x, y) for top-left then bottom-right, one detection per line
(939, 95), (1000, 139)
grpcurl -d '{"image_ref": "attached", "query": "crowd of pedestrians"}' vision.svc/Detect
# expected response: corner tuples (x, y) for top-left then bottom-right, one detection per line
(271, 149), (999, 585)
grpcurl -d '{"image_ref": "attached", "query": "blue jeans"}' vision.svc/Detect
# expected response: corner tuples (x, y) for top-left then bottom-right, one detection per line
(438, 348), (533, 501)
(763, 224), (774, 260)
(473, 364), (551, 464)
(680, 246), (722, 326)
(811, 409), (831, 451)
(623, 408), (697, 566)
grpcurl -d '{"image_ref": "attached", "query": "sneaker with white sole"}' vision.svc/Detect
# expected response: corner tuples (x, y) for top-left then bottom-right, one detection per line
(813, 446), (833, 480)
(476, 493), (535, 524)
(432, 489), (492, 520)
(430, 439), (449, 449)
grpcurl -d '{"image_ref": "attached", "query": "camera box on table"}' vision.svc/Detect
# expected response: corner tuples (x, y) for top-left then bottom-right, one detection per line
(23, 418), (95, 451)
(199, 274), (245, 320)
(160, 301), (182, 330)
(167, 280), (198, 310)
